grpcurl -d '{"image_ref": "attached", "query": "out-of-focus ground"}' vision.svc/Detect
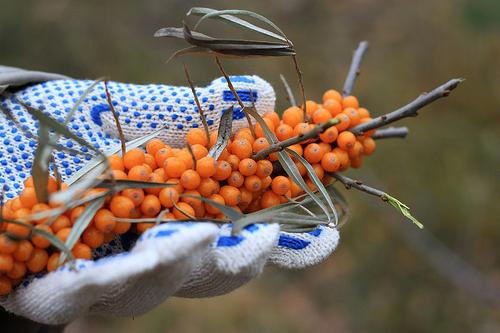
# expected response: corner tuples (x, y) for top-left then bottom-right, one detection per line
(1, 0), (499, 332)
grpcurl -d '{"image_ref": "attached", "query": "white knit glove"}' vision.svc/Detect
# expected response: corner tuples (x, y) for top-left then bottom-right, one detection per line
(0, 70), (340, 324)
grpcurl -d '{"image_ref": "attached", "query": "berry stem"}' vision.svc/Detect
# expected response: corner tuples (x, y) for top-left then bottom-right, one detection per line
(342, 41), (369, 97)
(253, 118), (339, 160)
(350, 78), (464, 136)
(372, 126), (409, 140)
(104, 81), (126, 156)
(331, 172), (386, 198)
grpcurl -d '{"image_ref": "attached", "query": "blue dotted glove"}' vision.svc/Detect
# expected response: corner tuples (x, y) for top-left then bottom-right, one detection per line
(0, 73), (340, 324)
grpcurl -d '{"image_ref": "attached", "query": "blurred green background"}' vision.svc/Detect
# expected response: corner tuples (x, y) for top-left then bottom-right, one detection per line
(1, 0), (499, 332)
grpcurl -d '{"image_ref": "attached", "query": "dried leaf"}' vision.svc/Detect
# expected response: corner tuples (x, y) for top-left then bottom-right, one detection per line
(208, 106), (233, 159)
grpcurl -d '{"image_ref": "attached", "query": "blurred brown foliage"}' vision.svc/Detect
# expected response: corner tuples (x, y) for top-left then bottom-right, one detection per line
(1, 0), (499, 332)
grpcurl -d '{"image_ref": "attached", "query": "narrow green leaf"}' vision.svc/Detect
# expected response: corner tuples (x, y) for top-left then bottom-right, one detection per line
(31, 126), (51, 203)
(285, 148), (338, 225)
(208, 106), (233, 159)
(383, 193), (424, 229)
(191, 8), (289, 43)
(64, 79), (104, 125)
(97, 179), (175, 190)
(60, 196), (105, 263)
(187, 7), (288, 42)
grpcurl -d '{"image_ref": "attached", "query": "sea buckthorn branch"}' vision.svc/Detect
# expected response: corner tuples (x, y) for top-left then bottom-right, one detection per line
(331, 172), (423, 228)
(253, 118), (340, 160)
(350, 78), (463, 136)
(214, 56), (256, 138)
(342, 41), (369, 97)
(372, 127), (409, 140)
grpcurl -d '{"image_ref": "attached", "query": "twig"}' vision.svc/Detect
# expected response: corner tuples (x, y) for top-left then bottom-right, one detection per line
(253, 118), (339, 160)
(350, 79), (463, 136)
(372, 127), (409, 140)
(184, 64), (211, 145)
(214, 57), (256, 138)
(291, 55), (307, 117)
(50, 154), (62, 190)
(342, 41), (369, 97)
(280, 74), (297, 106)
(331, 172), (386, 199)
(104, 81), (126, 156)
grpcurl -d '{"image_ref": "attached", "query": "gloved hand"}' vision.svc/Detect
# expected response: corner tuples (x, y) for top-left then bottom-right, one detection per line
(0, 67), (340, 325)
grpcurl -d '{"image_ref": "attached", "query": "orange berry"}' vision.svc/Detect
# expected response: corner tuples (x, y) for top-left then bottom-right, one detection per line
(218, 148), (230, 161)
(136, 222), (155, 234)
(321, 152), (340, 172)
(153, 167), (166, 179)
(159, 188), (179, 207)
(282, 106), (304, 128)
(32, 224), (53, 249)
(261, 176), (273, 190)
(312, 108), (332, 124)
(26, 248), (48, 273)
(256, 160), (273, 178)
(55, 227), (71, 243)
(230, 138), (253, 160)
(323, 89), (342, 102)
(108, 154), (125, 171)
(213, 161), (232, 181)
(51, 215), (71, 233)
(7, 261), (27, 279)
(260, 191), (281, 209)
(351, 156), (363, 168)
(290, 181), (304, 197)
(255, 118), (275, 138)
(155, 147), (174, 167)
(0, 234), (17, 254)
(164, 157), (187, 179)
(110, 195), (135, 218)
(264, 112), (280, 128)
(180, 169), (201, 190)
(121, 188), (145, 207)
(312, 164), (325, 180)
(175, 150), (194, 170)
(182, 190), (205, 218)
(0, 253), (14, 272)
(112, 170), (128, 180)
(287, 144), (303, 159)
(337, 131), (356, 150)
(128, 165), (150, 182)
(304, 143), (324, 164)
(244, 175), (262, 192)
(82, 226), (104, 248)
(342, 95), (359, 109)
(6, 221), (31, 239)
(72, 243), (92, 260)
(343, 107), (361, 126)
(186, 128), (209, 147)
(196, 156), (217, 178)
(123, 148), (145, 170)
(11, 197), (23, 211)
(239, 188), (253, 207)
(173, 202), (195, 220)
(227, 171), (244, 188)
(234, 128), (255, 144)
(146, 138), (166, 156)
(0, 276), (12, 296)
(204, 194), (225, 215)
(305, 178), (318, 191)
(113, 222), (131, 234)
(24, 176), (34, 188)
(197, 178), (220, 197)
(271, 176), (291, 195)
(226, 154), (240, 171)
(20, 187), (38, 209)
(191, 144), (208, 160)
(252, 137), (270, 153)
(94, 209), (116, 233)
(145, 173), (164, 196)
(47, 252), (61, 272)
(219, 186), (241, 206)
(295, 160), (307, 176)
(141, 194), (161, 217)
(293, 122), (311, 138)
(30, 203), (49, 224)
(209, 131), (218, 147)
(348, 140), (364, 159)
(358, 107), (370, 118)
(334, 113), (351, 132)
(319, 126), (339, 144)
(323, 99), (342, 116)
(69, 206), (85, 224)
(144, 153), (158, 170)
(333, 148), (350, 170)
(47, 177), (58, 194)
(361, 137), (376, 155)
(238, 158), (257, 176)
(275, 124), (294, 141)
(304, 100), (319, 117)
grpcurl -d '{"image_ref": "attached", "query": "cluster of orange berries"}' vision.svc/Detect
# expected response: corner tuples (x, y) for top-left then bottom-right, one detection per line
(0, 89), (376, 295)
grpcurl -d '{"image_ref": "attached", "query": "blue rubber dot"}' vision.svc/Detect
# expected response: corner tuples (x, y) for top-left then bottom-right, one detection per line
(125, 118), (131, 124)
(133, 111), (140, 117)
(209, 104), (215, 111)
(207, 119), (214, 125)
(202, 97), (209, 103)
(186, 115), (192, 121)
(167, 105), (173, 111)
(172, 114), (178, 120)
(192, 123), (199, 128)
(150, 123), (157, 128)
(142, 104), (148, 110)
(136, 122), (143, 128)
(177, 124), (183, 129)
(180, 106), (187, 113)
